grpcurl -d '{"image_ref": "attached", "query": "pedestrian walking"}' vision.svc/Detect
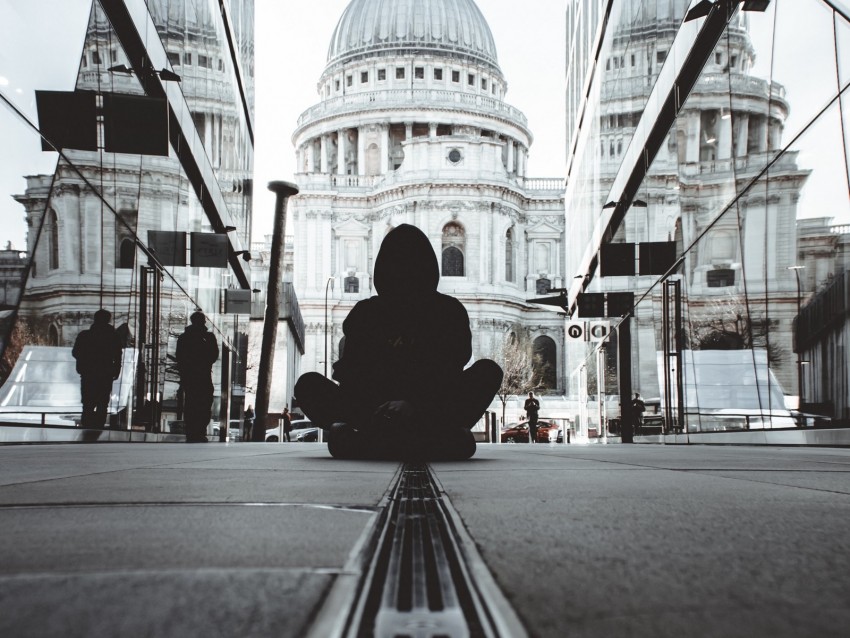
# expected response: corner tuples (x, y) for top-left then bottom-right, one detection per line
(176, 312), (219, 443)
(524, 391), (540, 443)
(632, 392), (646, 435)
(282, 406), (292, 442)
(72, 309), (123, 428)
(242, 405), (254, 442)
(295, 224), (502, 461)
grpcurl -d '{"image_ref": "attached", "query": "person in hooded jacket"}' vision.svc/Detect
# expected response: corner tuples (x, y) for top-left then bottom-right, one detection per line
(176, 312), (219, 442)
(295, 224), (503, 460)
(72, 309), (123, 428)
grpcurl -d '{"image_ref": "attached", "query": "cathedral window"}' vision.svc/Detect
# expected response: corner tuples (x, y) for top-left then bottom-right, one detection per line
(81, 55), (87, 68)
(183, 52), (192, 65)
(167, 52), (180, 67)
(481, 78), (487, 90)
(346, 75), (352, 87)
(335, 79), (340, 91)
(452, 70), (460, 83)
(345, 276), (359, 293)
(118, 237), (135, 269)
(707, 269), (735, 288)
(536, 277), (551, 295)
(657, 50), (666, 64)
(414, 67), (424, 79)
(110, 50), (117, 63)
(468, 73), (475, 86)
(505, 228), (514, 282)
(441, 223), (465, 277)
(92, 50), (101, 65)
(631, 54), (635, 67)
(361, 71), (368, 83)
(396, 67), (405, 79)
(434, 68), (443, 80)
(715, 52), (722, 65)
(532, 336), (557, 391)
(606, 59), (610, 71)
(47, 209), (59, 271)
(730, 54), (738, 68)
(378, 68), (386, 81)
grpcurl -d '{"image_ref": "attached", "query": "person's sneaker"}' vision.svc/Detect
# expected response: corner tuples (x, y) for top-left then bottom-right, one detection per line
(327, 422), (359, 459)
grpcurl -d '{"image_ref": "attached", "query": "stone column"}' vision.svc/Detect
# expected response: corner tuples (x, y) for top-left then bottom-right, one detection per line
(507, 139), (514, 173)
(381, 125), (390, 174)
(429, 122), (437, 138)
(357, 128), (365, 176)
(320, 135), (328, 173)
(718, 112), (732, 160)
(686, 112), (700, 163)
(405, 122), (413, 139)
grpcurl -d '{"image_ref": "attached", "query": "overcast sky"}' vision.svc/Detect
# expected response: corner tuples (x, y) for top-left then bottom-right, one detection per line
(1, 0), (847, 248)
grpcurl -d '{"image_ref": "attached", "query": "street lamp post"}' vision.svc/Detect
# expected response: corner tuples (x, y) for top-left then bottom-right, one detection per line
(324, 276), (334, 377)
(788, 265), (805, 412)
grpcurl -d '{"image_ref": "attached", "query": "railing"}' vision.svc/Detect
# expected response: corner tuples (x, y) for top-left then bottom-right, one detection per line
(831, 224), (850, 235)
(296, 89), (528, 128)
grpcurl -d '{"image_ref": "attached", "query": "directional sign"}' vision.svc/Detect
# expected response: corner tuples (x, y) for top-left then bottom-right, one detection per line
(566, 321), (586, 341)
(588, 321), (611, 342)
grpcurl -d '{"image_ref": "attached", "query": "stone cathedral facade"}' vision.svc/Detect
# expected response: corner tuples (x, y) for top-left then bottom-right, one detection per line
(289, 0), (567, 396)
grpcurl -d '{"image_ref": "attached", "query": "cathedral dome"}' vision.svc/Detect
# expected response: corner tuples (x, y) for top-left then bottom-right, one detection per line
(327, 0), (500, 72)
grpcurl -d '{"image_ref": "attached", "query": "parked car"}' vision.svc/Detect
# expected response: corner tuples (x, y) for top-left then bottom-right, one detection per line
(266, 419), (317, 442)
(501, 420), (561, 443)
(211, 420), (243, 442)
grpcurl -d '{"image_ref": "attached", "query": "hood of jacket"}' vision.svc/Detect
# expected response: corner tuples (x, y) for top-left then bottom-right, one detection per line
(373, 224), (439, 296)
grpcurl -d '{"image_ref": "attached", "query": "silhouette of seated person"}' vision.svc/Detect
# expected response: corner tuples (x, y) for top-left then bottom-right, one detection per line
(295, 224), (503, 460)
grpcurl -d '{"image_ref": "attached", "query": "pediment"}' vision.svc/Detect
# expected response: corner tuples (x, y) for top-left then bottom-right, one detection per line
(526, 220), (563, 239)
(332, 216), (370, 236)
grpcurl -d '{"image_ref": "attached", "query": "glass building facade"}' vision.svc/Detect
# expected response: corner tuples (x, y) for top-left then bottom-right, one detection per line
(564, 0), (850, 435)
(0, 0), (255, 432)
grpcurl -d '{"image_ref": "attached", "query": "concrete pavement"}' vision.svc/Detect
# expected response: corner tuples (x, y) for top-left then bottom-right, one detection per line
(0, 441), (848, 637)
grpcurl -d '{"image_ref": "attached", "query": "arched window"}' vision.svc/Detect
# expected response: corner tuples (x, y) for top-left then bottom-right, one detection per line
(536, 277), (551, 295)
(532, 336), (557, 391)
(47, 209), (59, 270)
(345, 275), (359, 293)
(505, 228), (514, 282)
(118, 237), (135, 269)
(441, 222), (465, 276)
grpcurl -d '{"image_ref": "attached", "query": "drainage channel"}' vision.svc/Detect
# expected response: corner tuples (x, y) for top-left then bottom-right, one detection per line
(313, 462), (526, 638)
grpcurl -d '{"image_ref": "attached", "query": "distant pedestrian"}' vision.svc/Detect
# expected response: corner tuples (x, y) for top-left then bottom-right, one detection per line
(282, 407), (292, 442)
(243, 405), (254, 442)
(72, 309), (123, 428)
(632, 392), (646, 435)
(176, 312), (219, 443)
(524, 391), (540, 443)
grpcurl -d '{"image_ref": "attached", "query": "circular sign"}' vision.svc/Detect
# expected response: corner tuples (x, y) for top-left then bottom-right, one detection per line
(567, 324), (584, 339)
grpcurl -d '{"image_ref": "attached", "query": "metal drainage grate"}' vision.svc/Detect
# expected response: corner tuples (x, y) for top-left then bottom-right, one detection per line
(356, 464), (485, 638)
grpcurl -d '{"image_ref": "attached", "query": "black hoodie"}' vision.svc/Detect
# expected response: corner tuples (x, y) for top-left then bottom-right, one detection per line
(332, 224), (472, 423)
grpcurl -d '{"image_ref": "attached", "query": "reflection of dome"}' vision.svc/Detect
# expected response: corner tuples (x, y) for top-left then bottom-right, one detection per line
(327, 0), (499, 71)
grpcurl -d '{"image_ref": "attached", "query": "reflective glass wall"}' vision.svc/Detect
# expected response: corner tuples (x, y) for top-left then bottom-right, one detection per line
(564, 0), (850, 434)
(0, 0), (255, 433)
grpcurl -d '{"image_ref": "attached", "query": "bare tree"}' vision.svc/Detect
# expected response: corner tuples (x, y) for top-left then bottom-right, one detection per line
(495, 326), (535, 427)
(687, 292), (786, 368)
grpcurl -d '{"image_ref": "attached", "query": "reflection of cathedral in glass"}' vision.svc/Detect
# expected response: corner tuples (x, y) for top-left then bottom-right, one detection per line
(12, 0), (254, 424)
(566, 1), (811, 399)
(291, 0), (566, 394)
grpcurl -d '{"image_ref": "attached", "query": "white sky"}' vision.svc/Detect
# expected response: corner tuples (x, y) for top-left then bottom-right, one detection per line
(252, 0), (567, 238)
